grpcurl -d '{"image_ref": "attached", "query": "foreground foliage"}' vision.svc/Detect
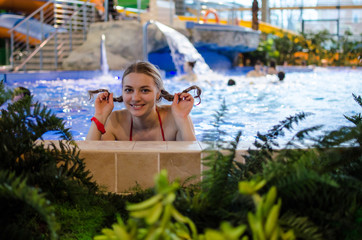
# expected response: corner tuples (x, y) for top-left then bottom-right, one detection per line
(1, 80), (361, 240)
(98, 94), (362, 240)
(0, 82), (137, 239)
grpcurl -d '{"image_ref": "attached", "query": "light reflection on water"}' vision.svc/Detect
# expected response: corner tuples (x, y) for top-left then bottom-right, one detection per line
(11, 69), (362, 147)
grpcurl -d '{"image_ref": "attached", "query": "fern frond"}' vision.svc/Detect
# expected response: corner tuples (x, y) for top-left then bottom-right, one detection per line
(0, 171), (59, 240)
(352, 93), (362, 108)
(280, 212), (323, 240)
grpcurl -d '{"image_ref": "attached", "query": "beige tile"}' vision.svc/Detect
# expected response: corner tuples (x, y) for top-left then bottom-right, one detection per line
(133, 141), (167, 152)
(80, 151), (116, 192)
(160, 153), (201, 185)
(167, 141), (202, 152)
(78, 141), (135, 152)
(117, 153), (159, 192)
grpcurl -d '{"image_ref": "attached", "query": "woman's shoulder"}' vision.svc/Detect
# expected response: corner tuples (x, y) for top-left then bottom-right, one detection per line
(157, 105), (174, 120)
(158, 105), (172, 111)
(108, 109), (129, 122)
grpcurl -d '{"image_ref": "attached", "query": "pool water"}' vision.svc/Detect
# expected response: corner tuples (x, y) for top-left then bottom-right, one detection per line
(8, 68), (362, 147)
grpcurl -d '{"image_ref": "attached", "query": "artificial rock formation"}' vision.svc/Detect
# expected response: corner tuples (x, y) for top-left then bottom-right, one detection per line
(62, 20), (169, 70)
(62, 19), (259, 71)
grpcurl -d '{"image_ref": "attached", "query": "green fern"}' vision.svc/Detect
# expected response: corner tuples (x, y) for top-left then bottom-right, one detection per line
(0, 171), (59, 240)
(201, 98), (229, 145)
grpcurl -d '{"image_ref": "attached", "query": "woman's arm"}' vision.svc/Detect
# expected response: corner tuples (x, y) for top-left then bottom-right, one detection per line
(171, 92), (196, 141)
(86, 92), (115, 140)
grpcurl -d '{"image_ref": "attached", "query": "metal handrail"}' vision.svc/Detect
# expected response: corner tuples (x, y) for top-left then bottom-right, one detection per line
(9, 0), (95, 72)
(143, 20), (155, 61)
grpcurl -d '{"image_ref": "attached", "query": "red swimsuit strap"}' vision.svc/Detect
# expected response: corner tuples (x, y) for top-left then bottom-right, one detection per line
(157, 109), (166, 141)
(130, 109), (165, 141)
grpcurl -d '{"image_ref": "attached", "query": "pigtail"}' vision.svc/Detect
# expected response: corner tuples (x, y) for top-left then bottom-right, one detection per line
(88, 85), (201, 105)
(160, 89), (174, 101)
(88, 89), (123, 102)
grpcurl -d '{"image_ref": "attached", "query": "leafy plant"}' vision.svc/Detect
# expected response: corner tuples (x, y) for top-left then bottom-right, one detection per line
(0, 171), (59, 240)
(94, 170), (198, 240)
(0, 83), (114, 239)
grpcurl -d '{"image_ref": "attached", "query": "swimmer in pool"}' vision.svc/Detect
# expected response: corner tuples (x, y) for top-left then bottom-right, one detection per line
(267, 60), (278, 75)
(246, 60), (266, 78)
(178, 61), (197, 82)
(86, 61), (201, 141)
(12, 86), (31, 102)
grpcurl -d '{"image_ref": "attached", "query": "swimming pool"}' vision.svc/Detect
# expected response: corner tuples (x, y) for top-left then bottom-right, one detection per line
(4, 67), (361, 147)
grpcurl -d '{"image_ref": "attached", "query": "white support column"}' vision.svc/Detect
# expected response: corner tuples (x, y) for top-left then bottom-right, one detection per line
(261, 0), (269, 23)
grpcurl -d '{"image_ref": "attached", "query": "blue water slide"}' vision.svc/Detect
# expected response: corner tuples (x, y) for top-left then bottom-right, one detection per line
(0, 13), (67, 40)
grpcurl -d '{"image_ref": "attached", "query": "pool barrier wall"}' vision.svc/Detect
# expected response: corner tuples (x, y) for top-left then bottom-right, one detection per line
(42, 140), (248, 193)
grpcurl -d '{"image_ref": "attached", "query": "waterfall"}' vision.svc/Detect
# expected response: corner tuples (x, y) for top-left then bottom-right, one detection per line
(100, 34), (109, 75)
(153, 22), (211, 75)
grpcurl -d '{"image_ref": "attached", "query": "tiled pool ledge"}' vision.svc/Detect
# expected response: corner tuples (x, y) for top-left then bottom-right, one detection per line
(42, 140), (248, 193)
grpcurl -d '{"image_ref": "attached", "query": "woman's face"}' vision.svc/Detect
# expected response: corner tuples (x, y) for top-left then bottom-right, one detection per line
(122, 72), (160, 117)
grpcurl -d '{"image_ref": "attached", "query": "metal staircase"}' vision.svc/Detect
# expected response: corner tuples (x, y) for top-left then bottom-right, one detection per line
(8, 0), (96, 72)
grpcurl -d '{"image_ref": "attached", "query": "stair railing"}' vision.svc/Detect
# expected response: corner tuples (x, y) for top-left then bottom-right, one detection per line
(8, 0), (95, 72)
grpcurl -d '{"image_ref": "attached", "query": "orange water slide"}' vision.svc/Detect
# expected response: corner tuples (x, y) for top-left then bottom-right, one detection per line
(0, 0), (48, 14)
(0, 0), (105, 15)
(89, 0), (104, 13)
(0, 0), (104, 43)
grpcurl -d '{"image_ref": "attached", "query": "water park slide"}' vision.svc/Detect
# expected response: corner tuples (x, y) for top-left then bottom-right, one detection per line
(0, 14), (66, 45)
(0, 0), (47, 14)
(0, 0), (105, 15)
(0, 0), (99, 44)
(177, 16), (298, 38)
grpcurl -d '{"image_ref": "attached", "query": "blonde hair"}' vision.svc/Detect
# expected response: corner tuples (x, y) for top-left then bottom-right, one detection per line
(122, 61), (164, 91)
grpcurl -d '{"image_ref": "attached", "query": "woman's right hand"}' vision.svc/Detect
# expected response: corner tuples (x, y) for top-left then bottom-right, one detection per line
(94, 92), (114, 123)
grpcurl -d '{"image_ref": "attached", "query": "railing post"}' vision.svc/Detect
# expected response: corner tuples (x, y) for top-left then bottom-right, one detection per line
(54, 33), (58, 70)
(10, 32), (14, 69)
(104, 0), (108, 21)
(137, 0), (141, 22)
(83, 3), (87, 40)
(40, 9), (44, 70)
(69, 14), (73, 52)
(143, 20), (154, 61)
(25, 20), (30, 71)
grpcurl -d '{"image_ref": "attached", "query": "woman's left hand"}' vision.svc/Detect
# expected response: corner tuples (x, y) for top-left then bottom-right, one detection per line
(171, 92), (194, 119)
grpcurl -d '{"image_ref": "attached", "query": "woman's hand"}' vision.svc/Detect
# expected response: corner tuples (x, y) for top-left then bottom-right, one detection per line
(94, 92), (114, 123)
(171, 92), (194, 119)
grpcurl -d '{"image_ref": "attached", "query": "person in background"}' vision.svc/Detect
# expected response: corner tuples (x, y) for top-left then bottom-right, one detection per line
(12, 86), (31, 103)
(277, 71), (285, 81)
(321, 59), (328, 67)
(246, 60), (266, 77)
(178, 61), (197, 82)
(227, 79), (236, 86)
(87, 61), (200, 141)
(267, 60), (278, 75)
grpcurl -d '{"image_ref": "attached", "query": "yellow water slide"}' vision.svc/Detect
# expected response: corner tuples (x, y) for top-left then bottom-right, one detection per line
(238, 20), (298, 38)
(178, 16), (298, 38)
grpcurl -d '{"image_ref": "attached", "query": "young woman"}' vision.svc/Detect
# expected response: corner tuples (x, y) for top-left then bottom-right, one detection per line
(86, 61), (201, 141)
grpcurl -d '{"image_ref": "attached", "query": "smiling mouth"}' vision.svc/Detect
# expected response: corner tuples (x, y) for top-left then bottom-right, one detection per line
(130, 104), (145, 110)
